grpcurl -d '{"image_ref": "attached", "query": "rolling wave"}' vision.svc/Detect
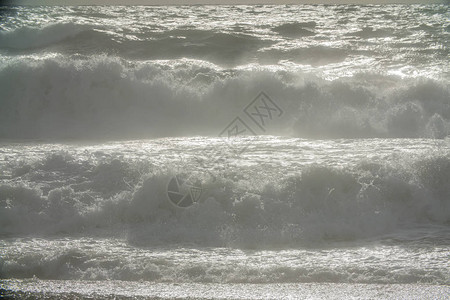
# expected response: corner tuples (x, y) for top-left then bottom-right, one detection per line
(1, 150), (449, 246)
(0, 23), (90, 50)
(0, 56), (449, 140)
(1, 240), (448, 283)
(0, 23), (272, 64)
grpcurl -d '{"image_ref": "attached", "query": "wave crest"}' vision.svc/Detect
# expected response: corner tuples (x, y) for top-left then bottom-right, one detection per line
(0, 23), (90, 50)
(1, 151), (449, 246)
(0, 56), (449, 140)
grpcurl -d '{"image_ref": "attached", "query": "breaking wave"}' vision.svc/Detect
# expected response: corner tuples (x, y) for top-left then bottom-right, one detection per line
(0, 56), (449, 140)
(1, 150), (449, 247)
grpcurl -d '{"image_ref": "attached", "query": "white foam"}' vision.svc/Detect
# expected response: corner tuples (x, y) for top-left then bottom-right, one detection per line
(1, 146), (449, 247)
(0, 56), (449, 140)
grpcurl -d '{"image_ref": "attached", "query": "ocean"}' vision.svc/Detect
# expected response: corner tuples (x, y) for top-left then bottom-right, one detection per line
(0, 4), (449, 299)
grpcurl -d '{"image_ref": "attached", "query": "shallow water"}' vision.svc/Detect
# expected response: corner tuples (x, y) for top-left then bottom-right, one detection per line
(2, 280), (450, 299)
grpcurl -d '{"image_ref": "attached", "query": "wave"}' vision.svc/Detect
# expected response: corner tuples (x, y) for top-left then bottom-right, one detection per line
(260, 46), (350, 66)
(0, 56), (449, 140)
(0, 23), (90, 50)
(0, 23), (273, 65)
(0, 140), (449, 283)
(1, 150), (449, 247)
(272, 22), (316, 37)
(344, 26), (393, 38)
(1, 243), (448, 283)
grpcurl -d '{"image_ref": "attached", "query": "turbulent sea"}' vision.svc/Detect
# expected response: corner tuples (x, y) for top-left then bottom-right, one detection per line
(0, 4), (449, 299)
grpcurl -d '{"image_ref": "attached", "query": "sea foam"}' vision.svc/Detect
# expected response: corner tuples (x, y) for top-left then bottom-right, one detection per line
(0, 56), (449, 140)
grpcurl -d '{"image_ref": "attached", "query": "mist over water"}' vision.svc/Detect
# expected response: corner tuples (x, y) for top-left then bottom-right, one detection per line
(0, 4), (449, 298)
